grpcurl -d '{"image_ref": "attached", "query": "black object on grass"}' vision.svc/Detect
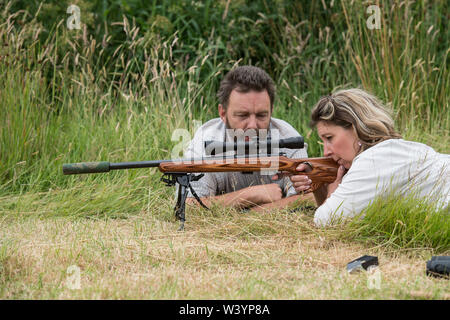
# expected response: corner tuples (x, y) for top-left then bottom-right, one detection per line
(426, 256), (450, 278)
(347, 255), (379, 274)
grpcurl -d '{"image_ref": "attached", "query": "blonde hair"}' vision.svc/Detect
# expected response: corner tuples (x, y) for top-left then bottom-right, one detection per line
(310, 88), (402, 152)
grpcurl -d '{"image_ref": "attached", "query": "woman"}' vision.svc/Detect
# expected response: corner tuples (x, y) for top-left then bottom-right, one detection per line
(291, 88), (449, 227)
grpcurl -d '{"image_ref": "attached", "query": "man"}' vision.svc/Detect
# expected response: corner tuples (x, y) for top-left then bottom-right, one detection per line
(184, 65), (312, 211)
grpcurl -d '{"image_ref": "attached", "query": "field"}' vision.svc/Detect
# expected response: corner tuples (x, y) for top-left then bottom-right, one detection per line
(0, 0), (449, 299)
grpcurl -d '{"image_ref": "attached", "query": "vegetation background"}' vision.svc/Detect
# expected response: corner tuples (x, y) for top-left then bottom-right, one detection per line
(0, 0), (448, 299)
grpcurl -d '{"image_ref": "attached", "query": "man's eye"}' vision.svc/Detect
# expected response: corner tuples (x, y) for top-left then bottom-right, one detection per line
(257, 114), (268, 118)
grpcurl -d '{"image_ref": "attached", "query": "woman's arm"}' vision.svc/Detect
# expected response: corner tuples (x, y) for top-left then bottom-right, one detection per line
(312, 184), (328, 206)
(313, 151), (398, 227)
(312, 165), (347, 206)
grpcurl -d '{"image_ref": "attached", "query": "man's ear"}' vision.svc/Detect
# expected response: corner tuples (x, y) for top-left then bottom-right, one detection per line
(218, 104), (226, 123)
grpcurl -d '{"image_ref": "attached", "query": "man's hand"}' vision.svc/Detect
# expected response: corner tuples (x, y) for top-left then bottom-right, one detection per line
(251, 193), (316, 213)
(247, 183), (283, 204)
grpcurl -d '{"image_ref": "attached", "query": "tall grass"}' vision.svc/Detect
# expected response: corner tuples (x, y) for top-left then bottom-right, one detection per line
(1, 1), (448, 192)
(337, 192), (449, 253)
(0, 6), (228, 193)
(341, 0), (449, 148)
(0, 1), (448, 251)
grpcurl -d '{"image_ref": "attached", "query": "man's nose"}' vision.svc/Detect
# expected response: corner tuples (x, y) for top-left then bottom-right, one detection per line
(246, 115), (258, 130)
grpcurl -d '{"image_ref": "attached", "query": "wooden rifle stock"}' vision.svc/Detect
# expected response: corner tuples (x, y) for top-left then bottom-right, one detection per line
(62, 156), (338, 192)
(159, 156), (339, 192)
(62, 155), (338, 229)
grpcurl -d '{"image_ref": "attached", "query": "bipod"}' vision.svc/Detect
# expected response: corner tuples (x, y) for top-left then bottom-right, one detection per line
(161, 173), (209, 231)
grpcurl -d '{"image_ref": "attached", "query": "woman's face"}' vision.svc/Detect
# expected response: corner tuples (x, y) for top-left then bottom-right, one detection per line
(316, 121), (360, 169)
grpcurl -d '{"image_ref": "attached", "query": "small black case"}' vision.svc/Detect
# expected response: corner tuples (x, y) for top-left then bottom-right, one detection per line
(426, 256), (450, 278)
(347, 255), (379, 273)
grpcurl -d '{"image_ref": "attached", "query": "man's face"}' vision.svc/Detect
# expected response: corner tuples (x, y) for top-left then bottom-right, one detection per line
(219, 89), (272, 135)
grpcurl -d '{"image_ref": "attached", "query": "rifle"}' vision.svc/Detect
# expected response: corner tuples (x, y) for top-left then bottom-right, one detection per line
(62, 136), (338, 230)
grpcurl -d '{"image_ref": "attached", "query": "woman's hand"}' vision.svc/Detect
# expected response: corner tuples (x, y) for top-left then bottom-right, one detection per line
(326, 165), (347, 197)
(282, 163), (313, 193)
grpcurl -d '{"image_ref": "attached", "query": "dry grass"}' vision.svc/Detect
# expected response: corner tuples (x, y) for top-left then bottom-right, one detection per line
(1, 201), (448, 300)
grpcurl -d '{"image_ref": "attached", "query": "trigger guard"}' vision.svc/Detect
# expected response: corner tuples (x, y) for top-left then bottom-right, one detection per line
(302, 161), (313, 171)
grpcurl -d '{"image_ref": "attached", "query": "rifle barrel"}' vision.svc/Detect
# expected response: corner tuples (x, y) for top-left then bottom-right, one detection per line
(62, 160), (169, 175)
(62, 154), (286, 175)
(109, 160), (171, 170)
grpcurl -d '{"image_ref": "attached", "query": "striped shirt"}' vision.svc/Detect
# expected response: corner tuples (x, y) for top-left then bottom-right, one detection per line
(183, 118), (308, 198)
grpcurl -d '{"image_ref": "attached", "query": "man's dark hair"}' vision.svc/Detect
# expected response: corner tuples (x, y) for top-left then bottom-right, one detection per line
(217, 65), (276, 110)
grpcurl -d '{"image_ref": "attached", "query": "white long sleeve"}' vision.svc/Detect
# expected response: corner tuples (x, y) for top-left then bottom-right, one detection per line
(314, 139), (450, 227)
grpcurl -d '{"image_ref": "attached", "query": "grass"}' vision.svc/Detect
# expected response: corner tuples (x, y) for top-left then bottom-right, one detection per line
(341, 194), (450, 252)
(1, 197), (449, 299)
(0, 0), (449, 299)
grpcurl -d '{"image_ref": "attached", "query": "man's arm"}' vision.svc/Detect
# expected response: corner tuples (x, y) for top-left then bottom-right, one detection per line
(186, 183), (283, 209)
(251, 193), (316, 213)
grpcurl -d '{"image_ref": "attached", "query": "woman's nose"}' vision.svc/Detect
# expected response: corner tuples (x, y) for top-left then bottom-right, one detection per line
(323, 143), (332, 156)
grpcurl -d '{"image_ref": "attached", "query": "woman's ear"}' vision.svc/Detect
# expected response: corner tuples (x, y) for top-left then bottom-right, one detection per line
(350, 125), (360, 144)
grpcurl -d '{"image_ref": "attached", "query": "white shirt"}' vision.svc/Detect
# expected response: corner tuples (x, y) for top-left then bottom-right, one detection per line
(314, 139), (450, 227)
(183, 118), (308, 198)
